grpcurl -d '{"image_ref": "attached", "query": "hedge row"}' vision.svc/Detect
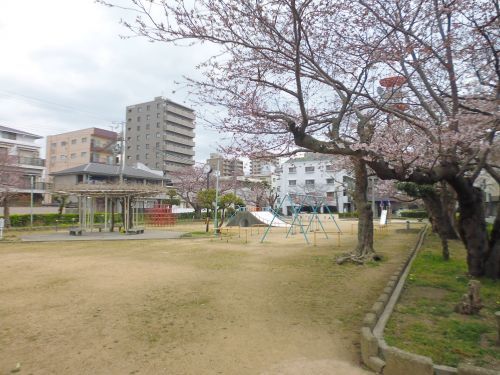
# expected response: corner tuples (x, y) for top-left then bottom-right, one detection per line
(398, 210), (428, 219)
(1, 213), (122, 227)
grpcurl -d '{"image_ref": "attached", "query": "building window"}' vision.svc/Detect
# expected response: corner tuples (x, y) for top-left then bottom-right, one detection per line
(127, 127), (131, 132)
(136, 145), (140, 150)
(81, 152), (87, 157)
(156, 132), (160, 138)
(156, 122), (160, 128)
(146, 134), (150, 139)
(137, 125), (141, 131)
(157, 103), (160, 109)
(305, 179), (315, 186)
(127, 155), (131, 160)
(127, 145), (131, 150)
(326, 164), (334, 171)
(146, 144), (150, 149)
(145, 153), (149, 159)
(326, 178), (335, 184)
(138, 107), (142, 112)
(128, 118), (131, 122)
(146, 115), (150, 121)
(288, 167), (296, 173)
(71, 139), (77, 145)
(71, 153), (76, 159)
(60, 155), (67, 160)
(136, 154), (140, 160)
(61, 141), (67, 146)
(146, 123), (150, 129)
(128, 109), (132, 113)
(146, 105), (150, 111)
(50, 156), (56, 162)
(156, 113), (160, 118)
(326, 191), (335, 199)
(305, 166), (315, 173)
(137, 116), (141, 121)
(288, 180), (296, 186)
(82, 137), (87, 143)
(156, 142), (160, 148)
(50, 142), (57, 148)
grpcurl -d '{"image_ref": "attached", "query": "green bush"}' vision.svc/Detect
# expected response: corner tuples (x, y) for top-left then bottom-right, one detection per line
(398, 210), (428, 219)
(338, 212), (359, 218)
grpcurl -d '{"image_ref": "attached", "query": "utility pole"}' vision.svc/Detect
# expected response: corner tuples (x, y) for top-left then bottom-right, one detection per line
(30, 175), (34, 228)
(214, 159), (220, 235)
(111, 121), (126, 184)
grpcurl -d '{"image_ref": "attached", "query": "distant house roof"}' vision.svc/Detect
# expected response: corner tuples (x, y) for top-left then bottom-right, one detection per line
(0, 125), (42, 139)
(51, 163), (169, 182)
(284, 153), (334, 164)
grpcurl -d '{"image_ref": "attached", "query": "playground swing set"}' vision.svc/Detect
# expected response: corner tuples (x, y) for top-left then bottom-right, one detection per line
(260, 193), (342, 244)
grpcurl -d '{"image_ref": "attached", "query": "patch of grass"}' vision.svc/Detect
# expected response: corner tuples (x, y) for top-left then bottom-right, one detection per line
(385, 234), (500, 370)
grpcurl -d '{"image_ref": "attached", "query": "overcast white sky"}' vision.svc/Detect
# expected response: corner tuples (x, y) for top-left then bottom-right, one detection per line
(0, 0), (221, 163)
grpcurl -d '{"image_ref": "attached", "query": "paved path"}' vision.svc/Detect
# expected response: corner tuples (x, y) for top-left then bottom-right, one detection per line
(21, 230), (185, 242)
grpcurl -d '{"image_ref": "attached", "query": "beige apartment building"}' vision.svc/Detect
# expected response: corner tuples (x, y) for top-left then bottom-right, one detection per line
(46, 128), (118, 174)
(207, 153), (244, 177)
(125, 96), (195, 175)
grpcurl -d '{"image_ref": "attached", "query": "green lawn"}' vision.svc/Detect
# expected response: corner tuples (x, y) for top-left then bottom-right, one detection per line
(385, 233), (500, 369)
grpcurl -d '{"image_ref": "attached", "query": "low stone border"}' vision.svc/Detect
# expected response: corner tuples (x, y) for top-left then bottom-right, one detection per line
(360, 225), (500, 375)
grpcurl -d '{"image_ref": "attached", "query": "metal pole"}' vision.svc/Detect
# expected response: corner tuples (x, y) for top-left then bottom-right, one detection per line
(120, 122), (125, 184)
(371, 176), (378, 219)
(30, 175), (34, 228)
(214, 160), (220, 235)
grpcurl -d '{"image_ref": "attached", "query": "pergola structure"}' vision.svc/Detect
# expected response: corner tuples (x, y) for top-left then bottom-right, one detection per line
(56, 184), (167, 234)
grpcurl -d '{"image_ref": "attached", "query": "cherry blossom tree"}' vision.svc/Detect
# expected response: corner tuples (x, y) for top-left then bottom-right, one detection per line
(102, 0), (499, 277)
(0, 150), (24, 227)
(170, 165), (207, 218)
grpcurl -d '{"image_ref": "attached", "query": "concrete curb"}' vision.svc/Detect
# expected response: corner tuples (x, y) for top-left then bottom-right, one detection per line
(359, 225), (500, 375)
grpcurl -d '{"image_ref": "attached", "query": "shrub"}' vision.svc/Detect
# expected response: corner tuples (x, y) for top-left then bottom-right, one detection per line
(398, 210), (428, 219)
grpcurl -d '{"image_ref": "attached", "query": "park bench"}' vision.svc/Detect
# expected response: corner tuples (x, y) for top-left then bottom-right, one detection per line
(69, 227), (83, 236)
(126, 226), (145, 235)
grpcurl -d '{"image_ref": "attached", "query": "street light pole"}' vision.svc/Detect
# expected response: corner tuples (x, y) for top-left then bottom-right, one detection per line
(214, 160), (220, 235)
(30, 175), (34, 228)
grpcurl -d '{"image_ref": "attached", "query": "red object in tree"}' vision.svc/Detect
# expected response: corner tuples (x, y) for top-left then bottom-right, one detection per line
(379, 76), (407, 87)
(392, 103), (408, 111)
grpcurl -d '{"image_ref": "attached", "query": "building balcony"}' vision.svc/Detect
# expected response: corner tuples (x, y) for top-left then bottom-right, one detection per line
(165, 114), (195, 129)
(164, 124), (195, 138)
(164, 133), (195, 147)
(17, 156), (45, 167)
(165, 143), (195, 156)
(165, 104), (195, 120)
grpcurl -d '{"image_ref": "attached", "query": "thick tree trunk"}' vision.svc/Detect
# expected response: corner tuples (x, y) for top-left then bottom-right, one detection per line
(448, 177), (489, 277)
(485, 205), (500, 279)
(422, 189), (457, 241)
(352, 158), (376, 259)
(421, 189), (456, 260)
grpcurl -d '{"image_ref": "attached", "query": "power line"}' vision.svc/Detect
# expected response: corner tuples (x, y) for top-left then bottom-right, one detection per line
(0, 89), (121, 123)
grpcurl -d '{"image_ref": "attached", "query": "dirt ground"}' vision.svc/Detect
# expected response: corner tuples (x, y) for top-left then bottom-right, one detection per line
(0, 220), (421, 374)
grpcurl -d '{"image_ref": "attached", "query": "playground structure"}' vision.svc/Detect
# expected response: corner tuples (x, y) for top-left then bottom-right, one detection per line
(144, 204), (176, 227)
(56, 184), (167, 235)
(259, 194), (342, 244)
